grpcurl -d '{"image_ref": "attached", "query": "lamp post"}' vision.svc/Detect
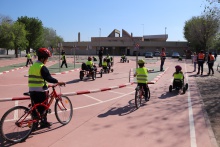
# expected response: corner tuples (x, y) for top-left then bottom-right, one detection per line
(141, 24), (144, 36)
(99, 28), (101, 50)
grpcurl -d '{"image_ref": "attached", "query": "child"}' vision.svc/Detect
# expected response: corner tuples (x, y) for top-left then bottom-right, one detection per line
(134, 59), (149, 101)
(102, 58), (108, 71)
(173, 65), (184, 87)
(29, 48), (65, 129)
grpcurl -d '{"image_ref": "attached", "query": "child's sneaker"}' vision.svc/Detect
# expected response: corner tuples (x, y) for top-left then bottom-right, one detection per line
(40, 121), (52, 128)
(145, 97), (149, 101)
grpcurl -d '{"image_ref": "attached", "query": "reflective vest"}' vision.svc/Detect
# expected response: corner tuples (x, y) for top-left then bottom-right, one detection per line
(28, 62), (47, 91)
(62, 55), (65, 61)
(102, 61), (107, 67)
(198, 53), (205, 62)
(136, 67), (148, 83)
(209, 55), (215, 63)
(173, 72), (184, 80)
(27, 53), (31, 59)
(86, 61), (93, 67)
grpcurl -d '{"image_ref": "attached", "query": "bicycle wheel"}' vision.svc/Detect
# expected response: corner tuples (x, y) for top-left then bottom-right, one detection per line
(55, 96), (73, 125)
(0, 106), (34, 143)
(146, 87), (151, 99)
(135, 87), (142, 109)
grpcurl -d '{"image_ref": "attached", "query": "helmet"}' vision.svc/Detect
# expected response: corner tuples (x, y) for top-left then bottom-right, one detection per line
(137, 59), (145, 64)
(38, 48), (51, 58)
(88, 56), (92, 61)
(175, 65), (182, 71)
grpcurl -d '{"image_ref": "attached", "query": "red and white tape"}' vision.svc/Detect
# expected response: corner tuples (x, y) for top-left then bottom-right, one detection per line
(0, 82), (134, 102)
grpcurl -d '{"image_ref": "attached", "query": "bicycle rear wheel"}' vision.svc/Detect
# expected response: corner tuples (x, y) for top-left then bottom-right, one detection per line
(135, 87), (142, 109)
(0, 106), (34, 143)
(55, 96), (73, 125)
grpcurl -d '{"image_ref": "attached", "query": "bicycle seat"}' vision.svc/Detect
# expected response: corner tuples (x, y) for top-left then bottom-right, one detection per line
(23, 92), (30, 96)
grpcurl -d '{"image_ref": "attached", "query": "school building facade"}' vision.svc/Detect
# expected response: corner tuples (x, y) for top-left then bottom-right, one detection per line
(60, 29), (189, 56)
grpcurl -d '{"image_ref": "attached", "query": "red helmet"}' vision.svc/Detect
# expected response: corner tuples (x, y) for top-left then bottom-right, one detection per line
(38, 48), (51, 58)
(175, 65), (182, 71)
(88, 56), (92, 61)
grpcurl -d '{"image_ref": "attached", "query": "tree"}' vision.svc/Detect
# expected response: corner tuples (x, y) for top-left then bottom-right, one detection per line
(184, 14), (219, 52)
(11, 22), (28, 58)
(0, 22), (14, 55)
(42, 27), (62, 48)
(17, 16), (44, 53)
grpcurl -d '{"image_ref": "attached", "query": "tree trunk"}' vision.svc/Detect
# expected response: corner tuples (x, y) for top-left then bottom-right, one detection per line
(15, 48), (18, 58)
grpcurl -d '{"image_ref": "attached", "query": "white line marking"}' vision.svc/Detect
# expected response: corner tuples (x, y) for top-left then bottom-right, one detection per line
(184, 62), (197, 147)
(74, 91), (134, 110)
(109, 91), (125, 95)
(83, 94), (103, 102)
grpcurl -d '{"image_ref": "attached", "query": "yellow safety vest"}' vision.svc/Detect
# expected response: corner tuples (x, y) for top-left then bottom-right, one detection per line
(28, 62), (47, 90)
(86, 61), (93, 67)
(27, 54), (31, 59)
(62, 55), (65, 61)
(136, 67), (148, 83)
(102, 61), (107, 67)
(173, 72), (184, 80)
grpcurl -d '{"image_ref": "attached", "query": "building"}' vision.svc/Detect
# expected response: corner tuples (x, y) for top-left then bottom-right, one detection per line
(60, 29), (189, 56)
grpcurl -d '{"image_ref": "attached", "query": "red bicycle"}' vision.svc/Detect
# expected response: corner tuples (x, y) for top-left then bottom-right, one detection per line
(0, 84), (73, 143)
(135, 82), (154, 109)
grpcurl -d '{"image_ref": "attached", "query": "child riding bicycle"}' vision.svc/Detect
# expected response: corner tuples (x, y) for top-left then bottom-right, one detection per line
(134, 59), (149, 101)
(29, 48), (65, 129)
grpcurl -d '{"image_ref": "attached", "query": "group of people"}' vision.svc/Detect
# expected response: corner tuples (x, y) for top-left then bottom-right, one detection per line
(192, 50), (217, 75)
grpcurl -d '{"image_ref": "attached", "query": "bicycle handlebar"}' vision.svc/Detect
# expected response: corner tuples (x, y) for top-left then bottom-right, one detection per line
(48, 83), (66, 88)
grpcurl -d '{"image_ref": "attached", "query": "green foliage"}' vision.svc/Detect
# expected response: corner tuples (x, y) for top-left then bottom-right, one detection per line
(17, 16), (44, 51)
(184, 14), (219, 52)
(42, 28), (63, 48)
(0, 22), (14, 49)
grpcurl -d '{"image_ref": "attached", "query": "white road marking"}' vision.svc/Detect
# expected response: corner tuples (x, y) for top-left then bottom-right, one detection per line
(83, 94), (103, 102)
(74, 91), (134, 110)
(109, 91), (125, 95)
(184, 62), (197, 147)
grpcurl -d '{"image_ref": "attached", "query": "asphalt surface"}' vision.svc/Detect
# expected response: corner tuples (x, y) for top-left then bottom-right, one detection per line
(0, 55), (219, 147)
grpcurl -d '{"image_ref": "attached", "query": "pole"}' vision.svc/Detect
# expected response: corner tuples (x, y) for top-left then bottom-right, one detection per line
(74, 45), (76, 69)
(58, 42), (61, 72)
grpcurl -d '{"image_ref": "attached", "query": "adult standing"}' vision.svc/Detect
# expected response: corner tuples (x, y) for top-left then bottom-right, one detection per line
(197, 50), (205, 75)
(192, 52), (197, 72)
(98, 47), (103, 67)
(207, 52), (215, 75)
(60, 51), (68, 68)
(160, 48), (166, 71)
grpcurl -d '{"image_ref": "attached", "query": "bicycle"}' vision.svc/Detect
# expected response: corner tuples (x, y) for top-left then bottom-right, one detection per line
(135, 82), (154, 109)
(0, 84), (73, 143)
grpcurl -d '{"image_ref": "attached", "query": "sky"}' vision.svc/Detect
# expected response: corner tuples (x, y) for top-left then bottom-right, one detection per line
(0, 0), (207, 42)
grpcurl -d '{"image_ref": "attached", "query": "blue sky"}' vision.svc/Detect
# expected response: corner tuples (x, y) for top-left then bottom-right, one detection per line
(0, 0), (206, 42)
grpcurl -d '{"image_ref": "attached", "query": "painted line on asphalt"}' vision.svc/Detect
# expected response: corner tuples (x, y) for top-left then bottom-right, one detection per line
(73, 91), (134, 110)
(83, 94), (103, 102)
(184, 62), (197, 147)
(109, 91), (125, 95)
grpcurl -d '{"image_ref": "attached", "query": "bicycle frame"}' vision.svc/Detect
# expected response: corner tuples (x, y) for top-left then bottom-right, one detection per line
(16, 84), (66, 128)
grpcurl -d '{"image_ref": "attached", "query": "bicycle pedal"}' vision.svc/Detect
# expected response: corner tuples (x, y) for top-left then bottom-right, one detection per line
(47, 109), (52, 114)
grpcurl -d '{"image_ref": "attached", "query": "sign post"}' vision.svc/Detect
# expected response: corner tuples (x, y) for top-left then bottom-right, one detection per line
(135, 43), (139, 69)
